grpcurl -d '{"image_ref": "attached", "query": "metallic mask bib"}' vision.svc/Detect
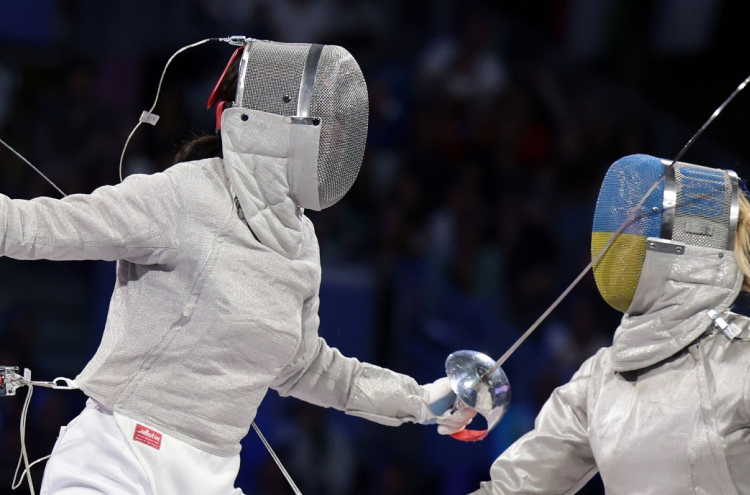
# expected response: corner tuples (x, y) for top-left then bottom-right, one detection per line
(235, 40), (369, 211)
(592, 154), (739, 312)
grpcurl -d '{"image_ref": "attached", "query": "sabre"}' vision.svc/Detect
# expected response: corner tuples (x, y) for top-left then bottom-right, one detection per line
(443, 72), (750, 442)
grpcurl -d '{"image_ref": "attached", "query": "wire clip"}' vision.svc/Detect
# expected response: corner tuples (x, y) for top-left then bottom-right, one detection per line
(1, 366), (22, 396)
(139, 111), (160, 126)
(0, 366), (77, 396)
(219, 35), (248, 46)
(2, 367), (76, 495)
(707, 310), (742, 340)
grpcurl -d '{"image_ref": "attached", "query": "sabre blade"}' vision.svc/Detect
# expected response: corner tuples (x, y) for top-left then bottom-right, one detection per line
(0, 138), (67, 198)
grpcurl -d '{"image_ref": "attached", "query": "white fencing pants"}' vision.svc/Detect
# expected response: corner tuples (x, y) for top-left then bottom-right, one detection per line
(40, 400), (244, 495)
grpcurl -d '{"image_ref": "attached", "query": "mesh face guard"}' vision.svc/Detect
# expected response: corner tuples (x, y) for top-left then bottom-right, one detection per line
(235, 40), (369, 210)
(592, 154), (740, 312)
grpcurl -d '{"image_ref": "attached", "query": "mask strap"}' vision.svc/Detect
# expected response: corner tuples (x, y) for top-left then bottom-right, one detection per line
(215, 101), (231, 131)
(207, 45), (244, 110)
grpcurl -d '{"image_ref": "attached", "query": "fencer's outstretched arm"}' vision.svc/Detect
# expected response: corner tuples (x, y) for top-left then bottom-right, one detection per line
(270, 294), (425, 425)
(0, 169), (184, 264)
(469, 355), (599, 495)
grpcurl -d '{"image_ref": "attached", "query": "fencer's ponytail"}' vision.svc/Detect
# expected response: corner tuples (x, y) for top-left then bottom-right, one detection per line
(174, 135), (224, 163)
(174, 55), (240, 163)
(734, 191), (750, 291)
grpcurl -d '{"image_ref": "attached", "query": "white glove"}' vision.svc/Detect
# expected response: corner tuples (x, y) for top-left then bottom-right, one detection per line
(418, 377), (477, 435)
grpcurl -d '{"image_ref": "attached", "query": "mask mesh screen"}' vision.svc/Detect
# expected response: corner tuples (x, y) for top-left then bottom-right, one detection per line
(240, 41), (308, 116)
(310, 45), (369, 209)
(238, 41), (369, 210)
(592, 155), (664, 312)
(672, 163), (732, 249)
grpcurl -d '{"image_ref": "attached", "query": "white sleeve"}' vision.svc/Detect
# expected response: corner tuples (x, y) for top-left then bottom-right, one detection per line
(0, 168), (185, 265)
(470, 355), (598, 495)
(270, 294), (425, 425)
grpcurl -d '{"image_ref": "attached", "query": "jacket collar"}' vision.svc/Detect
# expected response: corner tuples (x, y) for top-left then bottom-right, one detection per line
(612, 239), (743, 372)
(220, 107), (305, 259)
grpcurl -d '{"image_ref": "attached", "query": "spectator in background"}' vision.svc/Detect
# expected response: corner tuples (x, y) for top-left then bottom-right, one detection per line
(266, 0), (339, 43)
(32, 63), (119, 195)
(284, 401), (356, 495)
(0, 61), (17, 129)
(416, 13), (509, 112)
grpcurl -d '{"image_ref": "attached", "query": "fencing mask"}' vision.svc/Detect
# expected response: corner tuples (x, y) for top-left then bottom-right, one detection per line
(592, 154), (740, 312)
(209, 40), (369, 211)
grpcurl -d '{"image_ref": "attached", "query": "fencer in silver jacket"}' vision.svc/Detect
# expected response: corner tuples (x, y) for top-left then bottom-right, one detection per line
(471, 159), (750, 494)
(0, 108), (442, 457)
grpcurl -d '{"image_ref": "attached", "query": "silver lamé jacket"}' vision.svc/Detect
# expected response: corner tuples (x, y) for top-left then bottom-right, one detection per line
(471, 239), (750, 495)
(0, 108), (424, 456)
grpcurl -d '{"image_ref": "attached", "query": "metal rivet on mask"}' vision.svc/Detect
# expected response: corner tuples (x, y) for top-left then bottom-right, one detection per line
(312, 118), (320, 126)
(719, 252), (724, 258)
(676, 246), (682, 253)
(282, 95), (291, 103)
(241, 114), (249, 121)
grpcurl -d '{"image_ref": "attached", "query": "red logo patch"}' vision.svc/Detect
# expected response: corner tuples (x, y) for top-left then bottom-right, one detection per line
(133, 424), (162, 450)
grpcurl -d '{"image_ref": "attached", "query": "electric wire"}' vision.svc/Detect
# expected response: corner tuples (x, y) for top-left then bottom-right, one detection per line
(5, 375), (74, 494)
(118, 38), (214, 182)
(11, 385), (50, 495)
(484, 72), (750, 379)
(251, 422), (303, 495)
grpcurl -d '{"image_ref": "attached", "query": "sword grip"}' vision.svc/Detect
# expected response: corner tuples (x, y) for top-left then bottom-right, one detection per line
(450, 429), (488, 442)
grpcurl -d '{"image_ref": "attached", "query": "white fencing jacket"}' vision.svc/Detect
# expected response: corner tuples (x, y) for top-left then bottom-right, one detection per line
(0, 108), (424, 457)
(471, 241), (750, 494)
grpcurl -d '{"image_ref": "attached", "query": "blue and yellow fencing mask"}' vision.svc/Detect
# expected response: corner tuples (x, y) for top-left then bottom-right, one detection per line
(592, 154), (740, 312)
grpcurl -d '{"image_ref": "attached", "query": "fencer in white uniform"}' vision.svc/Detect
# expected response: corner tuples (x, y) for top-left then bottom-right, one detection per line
(470, 155), (750, 494)
(0, 40), (473, 495)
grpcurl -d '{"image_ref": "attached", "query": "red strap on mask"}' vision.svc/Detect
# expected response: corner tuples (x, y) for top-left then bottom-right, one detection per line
(215, 101), (229, 131)
(207, 45), (244, 110)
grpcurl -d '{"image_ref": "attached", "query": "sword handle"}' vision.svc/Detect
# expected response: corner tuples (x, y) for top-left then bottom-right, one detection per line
(447, 396), (488, 442)
(450, 429), (489, 442)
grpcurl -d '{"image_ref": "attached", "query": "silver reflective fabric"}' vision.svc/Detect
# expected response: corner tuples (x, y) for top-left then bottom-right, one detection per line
(614, 240), (743, 371)
(0, 114), (419, 457)
(470, 241), (750, 495)
(236, 40), (368, 210)
(220, 107), (312, 258)
(345, 365), (425, 427)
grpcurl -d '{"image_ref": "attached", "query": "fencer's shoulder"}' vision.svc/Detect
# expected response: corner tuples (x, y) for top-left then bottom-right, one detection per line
(573, 346), (614, 380)
(161, 158), (230, 197)
(165, 157), (224, 183)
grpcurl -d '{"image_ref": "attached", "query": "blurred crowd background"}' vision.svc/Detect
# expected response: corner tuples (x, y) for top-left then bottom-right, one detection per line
(1, 1), (750, 494)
